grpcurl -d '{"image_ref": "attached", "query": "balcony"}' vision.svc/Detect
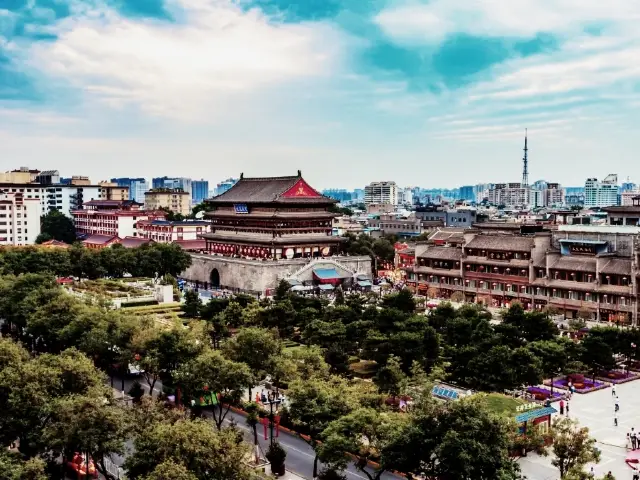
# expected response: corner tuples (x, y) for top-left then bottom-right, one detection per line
(464, 271), (529, 284)
(414, 266), (462, 277)
(464, 255), (530, 268)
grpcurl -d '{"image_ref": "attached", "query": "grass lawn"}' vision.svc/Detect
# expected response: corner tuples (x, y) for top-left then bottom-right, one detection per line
(350, 360), (378, 378)
(482, 393), (527, 416)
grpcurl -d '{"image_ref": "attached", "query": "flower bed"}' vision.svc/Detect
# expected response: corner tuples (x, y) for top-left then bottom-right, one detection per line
(545, 376), (608, 394)
(596, 370), (640, 384)
(526, 386), (564, 401)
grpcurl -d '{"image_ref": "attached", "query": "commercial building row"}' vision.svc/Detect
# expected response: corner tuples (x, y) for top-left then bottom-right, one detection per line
(402, 224), (640, 325)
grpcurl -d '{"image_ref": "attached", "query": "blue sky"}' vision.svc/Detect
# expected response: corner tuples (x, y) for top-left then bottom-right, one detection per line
(1, 0), (640, 189)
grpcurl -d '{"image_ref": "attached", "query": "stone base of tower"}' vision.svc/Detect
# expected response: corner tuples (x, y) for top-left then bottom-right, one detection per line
(181, 254), (372, 295)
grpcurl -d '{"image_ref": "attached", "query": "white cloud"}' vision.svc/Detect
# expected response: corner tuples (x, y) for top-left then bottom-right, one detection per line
(375, 0), (640, 44)
(27, 0), (345, 119)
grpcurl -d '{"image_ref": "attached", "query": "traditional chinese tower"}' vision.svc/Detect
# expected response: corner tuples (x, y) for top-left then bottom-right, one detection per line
(201, 171), (344, 259)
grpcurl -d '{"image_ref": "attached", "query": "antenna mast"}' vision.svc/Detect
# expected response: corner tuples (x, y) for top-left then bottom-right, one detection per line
(522, 129), (529, 187)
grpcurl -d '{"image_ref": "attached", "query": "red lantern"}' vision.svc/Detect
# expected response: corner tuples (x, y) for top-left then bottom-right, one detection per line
(203, 385), (209, 392)
(134, 353), (141, 361)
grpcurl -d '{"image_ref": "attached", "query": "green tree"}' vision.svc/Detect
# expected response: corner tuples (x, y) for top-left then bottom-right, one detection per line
(0, 451), (46, 480)
(374, 355), (408, 402)
(386, 398), (521, 479)
(142, 460), (198, 480)
(175, 349), (254, 430)
(224, 327), (282, 380)
(581, 335), (615, 384)
(527, 340), (568, 394)
(222, 301), (245, 328)
(381, 289), (416, 314)
(124, 418), (253, 480)
(502, 303), (558, 342)
(36, 209), (77, 244)
(287, 376), (358, 478)
(0, 347), (107, 457)
(319, 408), (407, 480)
(182, 290), (202, 318)
(550, 417), (600, 479)
(43, 395), (129, 480)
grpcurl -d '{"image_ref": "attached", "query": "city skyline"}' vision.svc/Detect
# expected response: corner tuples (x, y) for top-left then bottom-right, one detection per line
(2, 0), (640, 188)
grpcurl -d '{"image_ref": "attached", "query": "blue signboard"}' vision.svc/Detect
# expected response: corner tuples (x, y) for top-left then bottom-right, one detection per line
(234, 204), (248, 214)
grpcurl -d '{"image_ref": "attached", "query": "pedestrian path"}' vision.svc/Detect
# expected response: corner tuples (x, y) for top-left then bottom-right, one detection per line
(519, 379), (640, 479)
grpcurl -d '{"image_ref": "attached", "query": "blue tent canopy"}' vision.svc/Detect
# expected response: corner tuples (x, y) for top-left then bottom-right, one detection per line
(313, 268), (342, 280)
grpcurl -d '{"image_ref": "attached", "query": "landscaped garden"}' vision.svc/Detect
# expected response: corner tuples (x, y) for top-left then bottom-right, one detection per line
(545, 374), (608, 393)
(597, 369), (640, 384)
(526, 386), (564, 401)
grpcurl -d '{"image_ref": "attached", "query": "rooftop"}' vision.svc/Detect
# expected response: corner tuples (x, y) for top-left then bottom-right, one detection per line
(418, 247), (462, 261)
(465, 235), (534, 252)
(207, 172), (335, 205)
(82, 234), (118, 245)
(120, 237), (153, 248)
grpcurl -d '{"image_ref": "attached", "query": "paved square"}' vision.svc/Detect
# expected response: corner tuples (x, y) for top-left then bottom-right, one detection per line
(519, 380), (640, 479)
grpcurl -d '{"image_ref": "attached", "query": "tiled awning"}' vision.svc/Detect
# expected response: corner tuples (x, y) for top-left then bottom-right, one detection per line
(357, 280), (373, 287)
(515, 406), (557, 423)
(318, 284), (335, 291)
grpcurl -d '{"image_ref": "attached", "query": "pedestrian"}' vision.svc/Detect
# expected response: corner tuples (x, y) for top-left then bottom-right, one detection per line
(566, 401), (570, 415)
(632, 428), (638, 450)
(559, 399), (565, 415)
(627, 433), (631, 450)
(614, 412), (618, 426)
(633, 471), (639, 480)
(615, 397), (620, 412)
(612, 384), (616, 396)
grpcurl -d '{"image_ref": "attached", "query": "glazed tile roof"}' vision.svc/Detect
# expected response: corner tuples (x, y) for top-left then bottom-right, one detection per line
(600, 257), (632, 275)
(175, 240), (207, 250)
(120, 237), (152, 248)
(83, 234), (118, 245)
(418, 247), (462, 261)
(207, 174), (334, 204)
(550, 256), (597, 273)
(465, 235), (534, 252)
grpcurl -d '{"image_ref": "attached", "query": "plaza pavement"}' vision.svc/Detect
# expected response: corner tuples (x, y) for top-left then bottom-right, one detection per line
(519, 380), (639, 479)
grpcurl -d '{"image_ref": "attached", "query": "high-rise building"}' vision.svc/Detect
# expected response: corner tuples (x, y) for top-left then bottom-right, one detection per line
(192, 180), (209, 205)
(584, 175), (619, 208)
(364, 181), (398, 205)
(322, 189), (352, 202)
(544, 183), (565, 207)
(111, 178), (149, 203)
(459, 186), (475, 201)
(144, 188), (191, 216)
(214, 178), (239, 196)
(488, 183), (530, 208)
(152, 177), (192, 195)
(352, 189), (365, 201)
(0, 192), (42, 245)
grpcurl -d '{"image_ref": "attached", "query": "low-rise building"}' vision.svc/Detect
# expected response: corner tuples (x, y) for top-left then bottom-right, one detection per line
(72, 200), (165, 238)
(368, 213), (422, 238)
(0, 192), (42, 245)
(136, 219), (209, 242)
(144, 188), (191, 216)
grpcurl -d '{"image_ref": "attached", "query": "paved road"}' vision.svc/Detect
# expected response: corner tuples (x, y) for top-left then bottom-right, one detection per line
(112, 374), (402, 480)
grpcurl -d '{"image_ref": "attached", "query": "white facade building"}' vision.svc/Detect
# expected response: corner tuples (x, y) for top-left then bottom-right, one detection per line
(364, 181), (398, 205)
(0, 192), (42, 245)
(43, 185), (101, 217)
(585, 175), (619, 208)
(136, 220), (209, 242)
(488, 183), (530, 208)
